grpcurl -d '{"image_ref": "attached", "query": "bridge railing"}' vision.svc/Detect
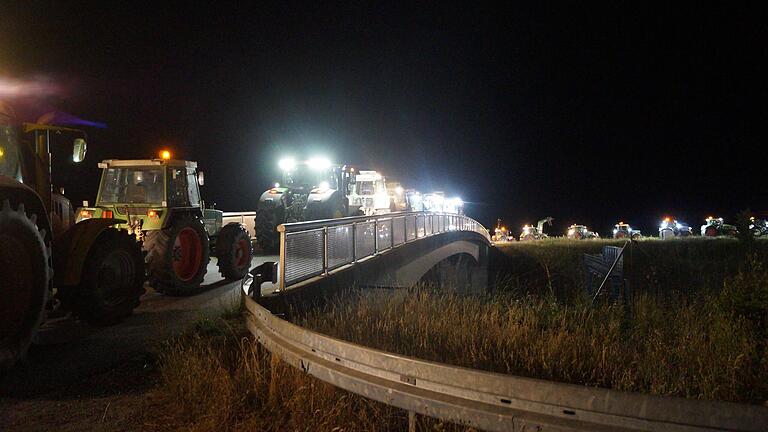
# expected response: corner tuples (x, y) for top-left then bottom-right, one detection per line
(276, 211), (490, 291)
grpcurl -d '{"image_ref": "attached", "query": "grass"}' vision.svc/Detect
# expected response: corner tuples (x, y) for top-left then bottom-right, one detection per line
(296, 239), (768, 405)
(153, 309), (474, 431)
(153, 237), (768, 431)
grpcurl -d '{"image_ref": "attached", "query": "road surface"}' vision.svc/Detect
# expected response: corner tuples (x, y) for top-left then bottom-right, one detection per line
(0, 254), (278, 399)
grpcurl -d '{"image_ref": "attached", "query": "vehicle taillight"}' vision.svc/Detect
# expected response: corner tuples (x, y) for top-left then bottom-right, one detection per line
(80, 210), (93, 219)
(148, 210), (160, 218)
(103, 210), (113, 218)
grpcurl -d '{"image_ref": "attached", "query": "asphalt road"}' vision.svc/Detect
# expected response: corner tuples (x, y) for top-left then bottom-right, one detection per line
(0, 254), (278, 399)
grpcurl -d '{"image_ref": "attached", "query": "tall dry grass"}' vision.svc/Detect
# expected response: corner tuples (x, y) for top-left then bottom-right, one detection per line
(299, 257), (768, 404)
(154, 314), (474, 431)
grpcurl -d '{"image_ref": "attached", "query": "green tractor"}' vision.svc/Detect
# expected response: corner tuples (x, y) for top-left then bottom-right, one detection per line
(1, 102), (145, 368)
(77, 154), (253, 295)
(255, 157), (360, 253)
(700, 216), (738, 237)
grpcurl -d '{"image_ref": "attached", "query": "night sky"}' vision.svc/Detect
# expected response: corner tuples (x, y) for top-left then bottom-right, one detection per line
(1, 2), (766, 236)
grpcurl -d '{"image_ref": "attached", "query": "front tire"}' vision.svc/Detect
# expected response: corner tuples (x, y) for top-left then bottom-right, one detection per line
(63, 228), (145, 325)
(0, 200), (49, 370)
(217, 223), (253, 280)
(145, 214), (210, 296)
(255, 206), (282, 254)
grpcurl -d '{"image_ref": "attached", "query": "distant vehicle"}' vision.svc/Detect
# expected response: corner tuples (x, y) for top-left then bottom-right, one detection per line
(519, 216), (553, 241)
(567, 224), (599, 240)
(387, 181), (409, 212)
(700, 216), (737, 237)
(658, 217), (692, 239)
(255, 157), (360, 252)
(423, 192), (464, 215)
(348, 170), (390, 216)
(613, 222), (641, 239)
(492, 219), (512, 242)
(750, 217), (768, 237)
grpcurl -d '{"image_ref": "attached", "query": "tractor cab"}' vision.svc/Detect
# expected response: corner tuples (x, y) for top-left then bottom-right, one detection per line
(349, 170), (390, 216)
(78, 156), (205, 236)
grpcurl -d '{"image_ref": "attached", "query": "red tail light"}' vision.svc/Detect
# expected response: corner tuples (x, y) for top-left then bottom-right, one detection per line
(103, 210), (113, 218)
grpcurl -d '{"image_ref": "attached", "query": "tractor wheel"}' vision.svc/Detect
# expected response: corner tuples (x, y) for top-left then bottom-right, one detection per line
(704, 226), (718, 237)
(520, 234), (535, 241)
(63, 228), (145, 325)
(615, 232), (627, 239)
(145, 214), (210, 296)
(0, 200), (49, 370)
(660, 228), (673, 240)
(255, 206), (282, 254)
(216, 223), (253, 280)
(631, 233), (641, 240)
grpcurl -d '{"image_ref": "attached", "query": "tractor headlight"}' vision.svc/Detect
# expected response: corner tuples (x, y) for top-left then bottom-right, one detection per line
(278, 158), (296, 171)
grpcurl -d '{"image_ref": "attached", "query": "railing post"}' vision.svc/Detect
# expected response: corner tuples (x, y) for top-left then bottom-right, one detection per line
(323, 226), (329, 275)
(390, 218), (394, 249)
(374, 218), (379, 254)
(352, 222), (357, 263)
(278, 225), (286, 292)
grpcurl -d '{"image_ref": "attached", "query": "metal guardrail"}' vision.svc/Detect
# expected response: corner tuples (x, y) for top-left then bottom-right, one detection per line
(242, 295), (768, 432)
(276, 212), (491, 291)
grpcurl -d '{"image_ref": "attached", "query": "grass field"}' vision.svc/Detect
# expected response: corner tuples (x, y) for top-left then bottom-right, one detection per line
(298, 238), (768, 405)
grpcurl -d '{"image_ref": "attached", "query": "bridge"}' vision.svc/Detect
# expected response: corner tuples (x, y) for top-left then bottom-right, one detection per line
(238, 211), (767, 432)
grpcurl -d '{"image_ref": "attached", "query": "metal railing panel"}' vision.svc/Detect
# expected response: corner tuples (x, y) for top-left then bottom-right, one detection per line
(327, 224), (354, 270)
(376, 218), (392, 252)
(354, 221), (376, 260)
(416, 214), (425, 238)
(392, 216), (405, 246)
(284, 229), (325, 285)
(406, 215), (416, 241)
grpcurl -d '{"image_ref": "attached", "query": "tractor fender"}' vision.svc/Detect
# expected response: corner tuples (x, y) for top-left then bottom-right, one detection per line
(258, 188), (288, 206)
(0, 176), (52, 244)
(52, 218), (127, 287)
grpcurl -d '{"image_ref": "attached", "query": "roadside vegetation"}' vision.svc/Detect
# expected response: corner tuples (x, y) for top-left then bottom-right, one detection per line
(152, 307), (472, 431)
(153, 237), (768, 432)
(299, 238), (768, 405)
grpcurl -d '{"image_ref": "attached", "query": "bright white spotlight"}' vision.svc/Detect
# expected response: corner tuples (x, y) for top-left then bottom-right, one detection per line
(308, 157), (331, 170)
(395, 186), (404, 195)
(317, 181), (330, 191)
(278, 158), (296, 171)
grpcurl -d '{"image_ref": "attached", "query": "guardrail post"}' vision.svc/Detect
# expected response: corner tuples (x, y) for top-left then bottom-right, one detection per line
(352, 222), (357, 263)
(374, 218), (379, 254)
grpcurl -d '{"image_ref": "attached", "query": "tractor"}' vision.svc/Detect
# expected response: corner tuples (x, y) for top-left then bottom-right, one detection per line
(387, 181), (409, 212)
(77, 154), (253, 295)
(658, 217), (692, 239)
(492, 219), (511, 242)
(750, 217), (768, 237)
(567, 224), (599, 240)
(348, 170), (391, 216)
(700, 216), (738, 237)
(255, 157), (360, 253)
(613, 222), (641, 239)
(1, 101), (145, 369)
(519, 216), (553, 241)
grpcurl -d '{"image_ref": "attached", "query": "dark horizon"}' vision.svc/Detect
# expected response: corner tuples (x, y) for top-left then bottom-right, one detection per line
(2, 2), (766, 236)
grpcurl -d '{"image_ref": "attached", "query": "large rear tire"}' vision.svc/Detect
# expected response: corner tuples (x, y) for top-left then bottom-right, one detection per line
(216, 223), (253, 280)
(145, 214), (210, 296)
(62, 228), (145, 325)
(255, 206), (282, 254)
(0, 200), (49, 370)
(704, 226), (718, 237)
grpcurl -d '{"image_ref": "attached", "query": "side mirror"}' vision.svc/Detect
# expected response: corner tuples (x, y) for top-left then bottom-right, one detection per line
(72, 138), (87, 163)
(197, 171), (205, 186)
